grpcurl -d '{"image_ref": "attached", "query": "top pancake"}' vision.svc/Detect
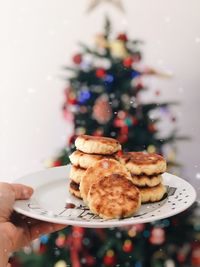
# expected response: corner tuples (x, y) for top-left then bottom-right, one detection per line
(69, 150), (115, 169)
(118, 152), (166, 175)
(75, 135), (121, 155)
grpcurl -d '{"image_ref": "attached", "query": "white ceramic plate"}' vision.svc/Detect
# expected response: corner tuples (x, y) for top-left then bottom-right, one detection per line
(13, 165), (196, 228)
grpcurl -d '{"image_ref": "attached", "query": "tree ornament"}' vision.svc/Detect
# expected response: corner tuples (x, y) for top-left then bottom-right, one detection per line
(121, 125), (129, 134)
(114, 117), (124, 127)
(117, 110), (126, 119)
(149, 227), (165, 245)
(109, 40), (129, 58)
(191, 245), (200, 266)
(53, 160), (62, 167)
(55, 233), (66, 248)
(128, 227), (137, 237)
(76, 127), (86, 135)
(123, 57), (134, 68)
(96, 68), (106, 78)
(122, 239), (134, 253)
(78, 89), (91, 103)
(177, 253), (186, 263)
(38, 244), (47, 254)
(40, 235), (49, 244)
(125, 117), (132, 126)
(135, 82), (144, 91)
(147, 145), (156, 153)
(117, 33), (128, 42)
(54, 260), (67, 267)
(93, 128), (104, 136)
(85, 255), (96, 266)
(72, 54), (82, 64)
(148, 123), (157, 133)
(103, 250), (116, 266)
(92, 95), (112, 124)
(132, 117), (139, 125)
(117, 133), (128, 143)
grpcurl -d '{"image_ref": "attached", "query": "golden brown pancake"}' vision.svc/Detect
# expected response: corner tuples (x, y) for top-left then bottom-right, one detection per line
(75, 135), (121, 155)
(119, 152), (166, 175)
(69, 165), (86, 184)
(139, 183), (167, 203)
(80, 158), (131, 204)
(69, 150), (115, 169)
(88, 173), (141, 219)
(130, 174), (162, 187)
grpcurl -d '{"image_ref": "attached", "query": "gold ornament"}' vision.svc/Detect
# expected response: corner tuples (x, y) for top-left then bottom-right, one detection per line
(87, 0), (125, 13)
(54, 260), (68, 267)
(147, 145), (156, 153)
(109, 40), (128, 58)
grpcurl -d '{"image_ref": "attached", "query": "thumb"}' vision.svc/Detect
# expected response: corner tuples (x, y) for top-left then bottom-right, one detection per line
(11, 183), (34, 200)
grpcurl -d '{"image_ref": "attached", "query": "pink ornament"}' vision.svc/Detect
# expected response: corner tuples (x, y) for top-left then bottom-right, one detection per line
(92, 96), (112, 124)
(149, 227), (165, 245)
(63, 109), (74, 122)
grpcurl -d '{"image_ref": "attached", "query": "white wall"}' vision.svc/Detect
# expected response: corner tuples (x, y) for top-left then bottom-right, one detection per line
(0, 0), (200, 197)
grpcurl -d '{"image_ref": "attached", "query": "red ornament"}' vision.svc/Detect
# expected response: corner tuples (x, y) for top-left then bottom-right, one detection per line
(103, 251), (116, 266)
(123, 57), (134, 68)
(68, 97), (77, 105)
(122, 240), (134, 253)
(72, 54), (82, 64)
(132, 117), (139, 125)
(135, 223), (145, 232)
(85, 255), (96, 266)
(39, 244), (47, 254)
(117, 33), (128, 42)
(177, 253), (186, 263)
(53, 160), (62, 167)
(114, 118), (124, 127)
(191, 246), (200, 266)
(117, 134), (128, 144)
(68, 135), (76, 145)
(136, 83), (144, 90)
(96, 68), (106, 78)
(148, 123), (157, 133)
(93, 129), (104, 136)
(121, 126), (129, 134)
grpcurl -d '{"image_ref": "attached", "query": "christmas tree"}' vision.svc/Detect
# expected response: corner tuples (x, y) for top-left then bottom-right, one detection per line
(54, 18), (182, 168)
(13, 18), (200, 267)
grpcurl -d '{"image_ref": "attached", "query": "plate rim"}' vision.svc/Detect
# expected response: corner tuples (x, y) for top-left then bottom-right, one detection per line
(13, 166), (197, 228)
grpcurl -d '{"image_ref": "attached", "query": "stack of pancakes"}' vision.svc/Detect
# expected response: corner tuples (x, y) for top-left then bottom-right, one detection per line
(119, 152), (167, 203)
(68, 135), (167, 219)
(69, 135), (122, 199)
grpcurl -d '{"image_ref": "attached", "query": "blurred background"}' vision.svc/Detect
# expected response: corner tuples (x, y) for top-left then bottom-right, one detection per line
(0, 1), (200, 266)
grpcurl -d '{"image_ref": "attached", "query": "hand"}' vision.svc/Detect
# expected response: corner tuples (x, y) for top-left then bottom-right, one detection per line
(0, 182), (66, 267)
